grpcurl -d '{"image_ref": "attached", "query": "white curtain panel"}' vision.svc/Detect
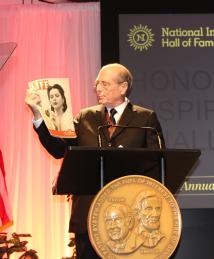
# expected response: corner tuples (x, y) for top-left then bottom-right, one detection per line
(0, 2), (100, 258)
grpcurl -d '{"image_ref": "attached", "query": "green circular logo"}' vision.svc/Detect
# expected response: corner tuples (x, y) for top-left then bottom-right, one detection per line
(127, 24), (155, 51)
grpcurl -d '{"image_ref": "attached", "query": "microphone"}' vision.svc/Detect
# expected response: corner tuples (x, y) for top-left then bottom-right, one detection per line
(97, 124), (163, 149)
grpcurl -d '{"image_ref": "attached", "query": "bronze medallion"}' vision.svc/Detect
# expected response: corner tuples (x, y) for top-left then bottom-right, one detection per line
(88, 175), (182, 259)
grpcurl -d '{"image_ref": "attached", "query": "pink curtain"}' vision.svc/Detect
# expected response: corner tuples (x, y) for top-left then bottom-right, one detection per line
(0, 2), (100, 258)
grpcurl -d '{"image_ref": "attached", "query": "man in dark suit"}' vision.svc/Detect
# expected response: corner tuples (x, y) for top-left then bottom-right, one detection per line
(25, 63), (165, 258)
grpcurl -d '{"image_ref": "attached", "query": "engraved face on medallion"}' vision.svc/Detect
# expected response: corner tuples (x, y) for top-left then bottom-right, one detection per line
(132, 190), (165, 249)
(88, 175), (182, 259)
(105, 203), (135, 253)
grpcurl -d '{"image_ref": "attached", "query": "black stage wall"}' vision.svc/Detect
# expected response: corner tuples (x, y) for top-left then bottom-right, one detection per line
(100, 1), (214, 258)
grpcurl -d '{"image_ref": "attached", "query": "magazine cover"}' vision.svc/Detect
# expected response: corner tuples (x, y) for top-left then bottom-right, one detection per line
(28, 78), (76, 138)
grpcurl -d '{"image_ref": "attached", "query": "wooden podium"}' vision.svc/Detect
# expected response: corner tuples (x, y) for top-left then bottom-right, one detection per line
(53, 147), (201, 195)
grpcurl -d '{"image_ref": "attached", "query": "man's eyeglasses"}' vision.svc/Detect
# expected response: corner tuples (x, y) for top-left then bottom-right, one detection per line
(94, 80), (125, 90)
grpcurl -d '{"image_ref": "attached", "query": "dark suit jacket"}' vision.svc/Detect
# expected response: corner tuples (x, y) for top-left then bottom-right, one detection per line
(35, 102), (165, 234)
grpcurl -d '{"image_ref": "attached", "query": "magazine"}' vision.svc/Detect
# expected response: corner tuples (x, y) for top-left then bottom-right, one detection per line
(28, 78), (76, 138)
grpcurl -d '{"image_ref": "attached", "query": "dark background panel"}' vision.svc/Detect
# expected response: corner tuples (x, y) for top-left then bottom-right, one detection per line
(100, 1), (214, 258)
(100, 0), (214, 65)
(172, 208), (214, 259)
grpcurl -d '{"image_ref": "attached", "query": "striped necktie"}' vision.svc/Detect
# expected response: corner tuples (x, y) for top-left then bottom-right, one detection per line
(110, 108), (117, 125)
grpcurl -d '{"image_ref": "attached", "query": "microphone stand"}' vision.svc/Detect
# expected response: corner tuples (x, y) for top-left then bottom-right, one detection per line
(97, 124), (165, 188)
(155, 130), (165, 185)
(97, 125), (109, 188)
(160, 156), (165, 185)
(100, 156), (104, 189)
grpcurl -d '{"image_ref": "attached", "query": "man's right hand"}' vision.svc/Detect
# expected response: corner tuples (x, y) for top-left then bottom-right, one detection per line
(25, 89), (42, 120)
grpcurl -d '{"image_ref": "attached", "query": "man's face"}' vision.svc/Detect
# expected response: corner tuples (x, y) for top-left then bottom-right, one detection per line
(105, 207), (130, 241)
(139, 197), (162, 231)
(94, 68), (127, 108)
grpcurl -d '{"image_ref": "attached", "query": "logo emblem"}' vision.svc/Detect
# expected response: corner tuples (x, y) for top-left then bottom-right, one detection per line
(128, 25), (154, 51)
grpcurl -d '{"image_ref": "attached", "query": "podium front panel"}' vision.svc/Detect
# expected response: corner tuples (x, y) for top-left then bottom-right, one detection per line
(54, 147), (201, 195)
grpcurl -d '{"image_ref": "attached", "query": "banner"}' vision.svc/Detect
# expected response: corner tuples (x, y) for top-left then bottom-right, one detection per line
(119, 14), (214, 208)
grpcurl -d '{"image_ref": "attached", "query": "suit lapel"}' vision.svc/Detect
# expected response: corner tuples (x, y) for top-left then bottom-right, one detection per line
(95, 105), (110, 141)
(93, 103), (136, 141)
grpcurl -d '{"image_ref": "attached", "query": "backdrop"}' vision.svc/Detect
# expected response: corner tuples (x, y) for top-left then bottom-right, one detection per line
(119, 14), (214, 208)
(0, 2), (100, 258)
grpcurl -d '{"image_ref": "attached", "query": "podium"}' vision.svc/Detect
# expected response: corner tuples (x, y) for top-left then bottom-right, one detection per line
(54, 147), (201, 195)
